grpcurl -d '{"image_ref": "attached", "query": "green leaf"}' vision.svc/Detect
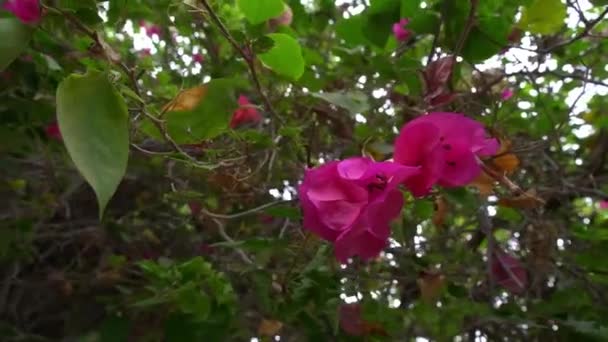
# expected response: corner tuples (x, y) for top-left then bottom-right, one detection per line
(258, 33), (305, 80)
(519, 0), (566, 35)
(100, 316), (130, 342)
(237, 0), (285, 25)
(56, 70), (129, 218)
(461, 15), (510, 62)
(264, 205), (301, 220)
(0, 18), (33, 71)
(311, 91), (370, 114)
(335, 15), (367, 47)
(159, 79), (241, 144)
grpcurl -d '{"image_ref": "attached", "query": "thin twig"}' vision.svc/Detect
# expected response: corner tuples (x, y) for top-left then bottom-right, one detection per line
(207, 215), (255, 265)
(191, 1), (284, 124)
(543, 6), (608, 52)
(202, 200), (291, 220)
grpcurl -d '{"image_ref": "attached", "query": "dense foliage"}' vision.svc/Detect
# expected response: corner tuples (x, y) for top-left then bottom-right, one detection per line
(1, 0), (608, 341)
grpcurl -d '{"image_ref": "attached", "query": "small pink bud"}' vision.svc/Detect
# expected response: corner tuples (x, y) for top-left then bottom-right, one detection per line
(269, 5), (293, 28)
(140, 21), (161, 38)
(192, 53), (204, 64)
(501, 89), (514, 101)
(600, 200), (608, 210)
(45, 121), (62, 141)
(392, 18), (411, 42)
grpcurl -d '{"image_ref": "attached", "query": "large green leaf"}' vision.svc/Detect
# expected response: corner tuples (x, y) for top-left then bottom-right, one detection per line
(237, 0), (284, 25)
(0, 18), (33, 71)
(258, 33), (305, 80)
(461, 15), (511, 62)
(519, 0), (566, 35)
(56, 70), (129, 218)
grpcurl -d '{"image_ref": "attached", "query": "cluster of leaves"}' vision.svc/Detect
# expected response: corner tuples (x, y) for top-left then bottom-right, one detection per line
(1, 0), (608, 341)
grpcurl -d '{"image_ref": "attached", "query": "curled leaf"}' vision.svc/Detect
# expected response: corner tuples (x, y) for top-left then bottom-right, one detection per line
(498, 189), (545, 209)
(163, 85), (208, 112)
(470, 138), (520, 195)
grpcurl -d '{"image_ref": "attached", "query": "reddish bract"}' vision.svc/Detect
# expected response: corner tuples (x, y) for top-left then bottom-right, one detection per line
(491, 250), (528, 294)
(423, 56), (455, 106)
(230, 95), (262, 128)
(45, 121), (62, 141)
(2, 0), (41, 24)
(192, 53), (204, 64)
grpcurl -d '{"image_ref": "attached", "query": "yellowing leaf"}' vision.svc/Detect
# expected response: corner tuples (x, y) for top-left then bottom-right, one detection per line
(432, 196), (448, 227)
(470, 137), (520, 195)
(258, 319), (283, 336)
(163, 85), (208, 112)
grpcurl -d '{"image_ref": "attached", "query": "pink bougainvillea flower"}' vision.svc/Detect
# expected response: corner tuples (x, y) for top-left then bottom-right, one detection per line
(392, 18), (411, 42)
(2, 0), (41, 24)
(491, 250), (527, 295)
(501, 88), (514, 101)
(230, 95), (262, 128)
(140, 21), (161, 38)
(298, 157), (419, 262)
(600, 200), (608, 210)
(192, 53), (204, 64)
(393, 112), (499, 197)
(45, 121), (62, 141)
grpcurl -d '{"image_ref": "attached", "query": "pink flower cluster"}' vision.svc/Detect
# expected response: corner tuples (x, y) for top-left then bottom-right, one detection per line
(2, 0), (41, 24)
(299, 112), (499, 262)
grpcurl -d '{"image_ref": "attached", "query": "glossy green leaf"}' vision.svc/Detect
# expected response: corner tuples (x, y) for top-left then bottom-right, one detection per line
(0, 18), (33, 71)
(519, 0), (566, 35)
(56, 70), (129, 218)
(237, 0), (284, 24)
(258, 33), (305, 80)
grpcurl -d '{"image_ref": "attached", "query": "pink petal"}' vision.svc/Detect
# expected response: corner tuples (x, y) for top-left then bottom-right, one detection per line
(437, 139), (482, 187)
(314, 200), (363, 232)
(337, 157), (372, 180)
(394, 121), (441, 166)
(334, 227), (387, 263)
